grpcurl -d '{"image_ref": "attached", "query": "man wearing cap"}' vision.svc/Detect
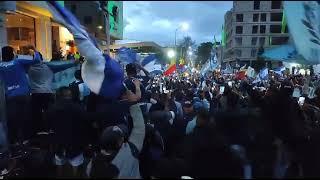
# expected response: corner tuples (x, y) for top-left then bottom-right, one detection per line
(86, 103), (145, 178)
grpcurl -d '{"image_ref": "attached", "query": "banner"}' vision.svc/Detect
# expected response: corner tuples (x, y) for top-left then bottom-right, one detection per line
(284, 1), (320, 64)
(164, 64), (176, 76)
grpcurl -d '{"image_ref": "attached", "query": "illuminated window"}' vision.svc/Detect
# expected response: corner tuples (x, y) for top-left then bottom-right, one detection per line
(5, 13), (35, 50)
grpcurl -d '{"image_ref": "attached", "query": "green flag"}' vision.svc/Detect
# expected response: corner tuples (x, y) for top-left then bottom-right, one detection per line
(221, 25), (226, 47)
(281, 12), (287, 33)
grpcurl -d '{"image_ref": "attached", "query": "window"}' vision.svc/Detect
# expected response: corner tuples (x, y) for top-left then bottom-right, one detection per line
(270, 25), (281, 33)
(271, 36), (289, 45)
(251, 49), (257, 57)
(260, 25), (266, 34)
(271, 1), (281, 9)
(236, 14), (243, 22)
(253, 14), (259, 22)
(259, 37), (265, 46)
(236, 26), (243, 34)
(234, 49), (242, 57)
(235, 37), (242, 46)
(254, 1), (260, 10)
(6, 13), (36, 50)
(71, 5), (77, 14)
(270, 13), (282, 22)
(251, 37), (258, 46)
(260, 13), (266, 22)
(252, 25), (258, 34)
(84, 16), (92, 25)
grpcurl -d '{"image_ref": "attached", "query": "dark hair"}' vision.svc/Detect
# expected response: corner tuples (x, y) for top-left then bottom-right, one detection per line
(1, 46), (14, 62)
(126, 63), (137, 76)
(197, 107), (210, 124)
(74, 70), (82, 81)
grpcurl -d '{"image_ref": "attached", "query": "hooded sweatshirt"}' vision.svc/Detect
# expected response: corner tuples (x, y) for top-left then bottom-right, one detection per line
(28, 61), (78, 94)
(0, 53), (41, 98)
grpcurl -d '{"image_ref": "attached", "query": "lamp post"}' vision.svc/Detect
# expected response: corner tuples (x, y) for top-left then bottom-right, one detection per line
(174, 22), (189, 64)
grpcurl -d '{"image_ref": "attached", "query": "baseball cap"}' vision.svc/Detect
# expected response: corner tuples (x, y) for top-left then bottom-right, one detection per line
(183, 101), (193, 108)
(100, 124), (129, 151)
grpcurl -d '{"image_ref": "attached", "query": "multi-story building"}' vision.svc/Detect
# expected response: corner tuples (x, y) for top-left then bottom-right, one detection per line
(223, 1), (289, 66)
(65, 1), (123, 51)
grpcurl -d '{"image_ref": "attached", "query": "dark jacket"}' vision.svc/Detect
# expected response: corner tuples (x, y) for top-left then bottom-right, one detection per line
(47, 99), (91, 157)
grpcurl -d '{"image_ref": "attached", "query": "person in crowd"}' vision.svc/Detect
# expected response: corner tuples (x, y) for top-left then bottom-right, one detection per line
(27, 45), (79, 136)
(69, 69), (90, 105)
(0, 46), (41, 144)
(86, 103), (145, 178)
(46, 86), (91, 177)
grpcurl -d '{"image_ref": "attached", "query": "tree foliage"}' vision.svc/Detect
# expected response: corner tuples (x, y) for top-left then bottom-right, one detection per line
(195, 42), (213, 66)
(178, 36), (196, 60)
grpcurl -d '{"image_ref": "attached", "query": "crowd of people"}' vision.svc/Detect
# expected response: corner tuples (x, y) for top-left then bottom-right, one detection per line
(1, 44), (320, 178)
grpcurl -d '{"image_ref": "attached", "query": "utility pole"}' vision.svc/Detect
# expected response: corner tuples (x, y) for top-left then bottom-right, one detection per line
(98, 1), (110, 55)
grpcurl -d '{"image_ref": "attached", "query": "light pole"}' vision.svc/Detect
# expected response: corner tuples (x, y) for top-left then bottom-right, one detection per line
(174, 23), (189, 64)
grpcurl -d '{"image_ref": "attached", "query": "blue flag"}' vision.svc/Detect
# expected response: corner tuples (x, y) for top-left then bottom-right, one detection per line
(259, 67), (269, 80)
(116, 47), (137, 64)
(47, 1), (124, 99)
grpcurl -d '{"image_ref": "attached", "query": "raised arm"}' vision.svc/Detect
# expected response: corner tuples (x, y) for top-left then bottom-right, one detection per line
(128, 104), (145, 152)
(46, 61), (78, 73)
(16, 52), (41, 66)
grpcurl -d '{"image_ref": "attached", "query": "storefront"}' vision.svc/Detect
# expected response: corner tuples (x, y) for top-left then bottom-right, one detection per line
(0, 1), (74, 61)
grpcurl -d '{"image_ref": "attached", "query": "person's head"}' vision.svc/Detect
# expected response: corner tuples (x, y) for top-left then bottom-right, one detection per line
(100, 125), (128, 153)
(74, 70), (82, 81)
(1, 46), (15, 62)
(56, 86), (73, 100)
(183, 100), (194, 114)
(126, 63), (137, 77)
(196, 108), (210, 127)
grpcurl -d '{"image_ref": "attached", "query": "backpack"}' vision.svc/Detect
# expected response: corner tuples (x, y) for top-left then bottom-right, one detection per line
(69, 81), (82, 102)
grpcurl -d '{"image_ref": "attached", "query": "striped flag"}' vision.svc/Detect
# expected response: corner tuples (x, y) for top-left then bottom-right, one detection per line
(46, 1), (124, 99)
(163, 64), (176, 76)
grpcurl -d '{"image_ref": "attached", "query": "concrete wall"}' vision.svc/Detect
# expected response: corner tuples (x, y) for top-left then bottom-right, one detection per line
(224, 1), (289, 63)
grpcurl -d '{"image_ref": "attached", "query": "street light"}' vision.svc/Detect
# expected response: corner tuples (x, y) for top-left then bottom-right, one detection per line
(167, 50), (176, 59)
(175, 22), (189, 47)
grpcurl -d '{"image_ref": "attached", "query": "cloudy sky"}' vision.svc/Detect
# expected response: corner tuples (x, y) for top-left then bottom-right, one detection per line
(123, 1), (233, 47)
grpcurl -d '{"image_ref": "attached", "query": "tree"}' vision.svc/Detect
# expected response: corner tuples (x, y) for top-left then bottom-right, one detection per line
(253, 46), (266, 72)
(195, 42), (213, 66)
(178, 36), (196, 61)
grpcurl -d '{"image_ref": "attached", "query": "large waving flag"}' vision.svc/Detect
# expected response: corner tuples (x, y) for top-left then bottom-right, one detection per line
(142, 54), (163, 74)
(284, 1), (320, 65)
(116, 47), (138, 64)
(46, 1), (124, 99)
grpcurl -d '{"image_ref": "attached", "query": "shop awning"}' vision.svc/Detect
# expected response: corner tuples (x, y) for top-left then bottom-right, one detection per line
(261, 44), (312, 65)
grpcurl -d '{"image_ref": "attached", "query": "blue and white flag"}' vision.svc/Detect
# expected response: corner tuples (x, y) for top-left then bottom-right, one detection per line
(284, 1), (320, 65)
(141, 54), (157, 67)
(259, 67), (269, 80)
(116, 47), (138, 64)
(273, 66), (286, 76)
(46, 1), (124, 99)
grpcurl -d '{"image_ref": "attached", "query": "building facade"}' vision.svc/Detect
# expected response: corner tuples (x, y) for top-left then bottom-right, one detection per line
(0, 1), (71, 61)
(64, 1), (123, 51)
(223, 1), (289, 66)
